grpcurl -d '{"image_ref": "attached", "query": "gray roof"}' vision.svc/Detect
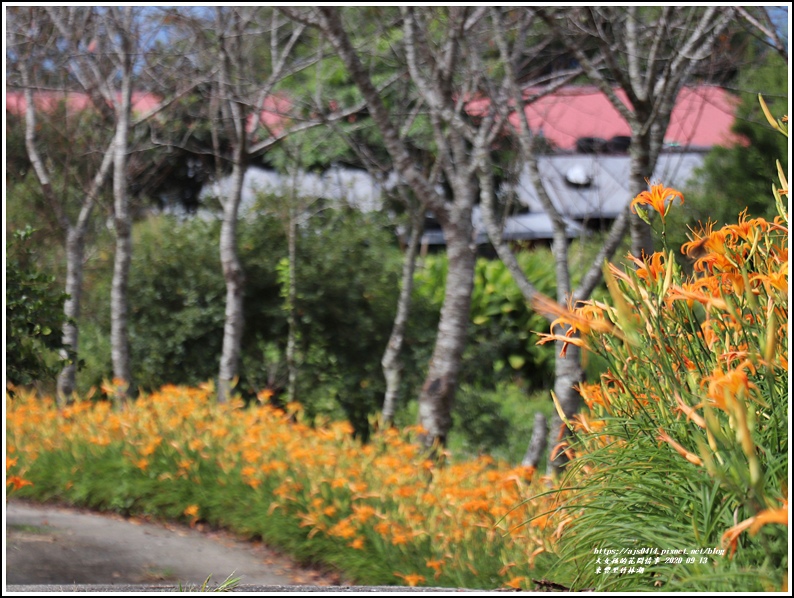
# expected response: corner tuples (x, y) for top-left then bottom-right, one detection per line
(200, 152), (705, 243)
(513, 152), (705, 220)
(229, 166), (384, 215)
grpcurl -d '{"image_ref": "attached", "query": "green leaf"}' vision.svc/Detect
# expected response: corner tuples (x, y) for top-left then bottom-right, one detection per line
(508, 355), (525, 370)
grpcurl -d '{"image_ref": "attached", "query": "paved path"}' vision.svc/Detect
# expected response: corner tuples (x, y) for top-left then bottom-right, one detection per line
(7, 585), (469, 593)
(5, 500), (335, 589)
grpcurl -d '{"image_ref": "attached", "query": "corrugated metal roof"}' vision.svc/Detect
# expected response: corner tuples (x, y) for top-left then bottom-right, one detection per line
(513, 152), (704, 220)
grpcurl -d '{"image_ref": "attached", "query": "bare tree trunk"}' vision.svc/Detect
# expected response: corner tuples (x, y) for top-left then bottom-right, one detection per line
(18, 55), (115, 403)
(217, 160), (246, 403)
(547, 344), (584, 473)
(381, 206), (424, 426)
(57, 229), (85, 400)
(628, 128), (656, 259)
(523, 412), (548, 468)
(57, 144), (112, 401)
(110, 17), (134, 401)
(311, 7), (480, 449)
(214, 8), (249, 404)
(417, 214), (477, 447)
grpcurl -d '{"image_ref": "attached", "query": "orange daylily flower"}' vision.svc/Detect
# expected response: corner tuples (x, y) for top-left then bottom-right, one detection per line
(752, 259), (788, 293)
(725, 210), (769, 243)
(348, 537), (365, 550)
(535, 332), (587, 357)
(665, 283), (728, 311)
(631, 182), (684, 221)
(7, 475), (34, 491)
(682, 220), (717, 259)
(532, 293), (615, 337)
(627, 251), (667, 282)
(722, 498), (788, 558)
(748, 501), (788, 534)
(504, 577), (528, 590)
(183, 504), (200, 518)
(701, 362), (757, 412)
(721, 517), (755, 558)
(257, 388), (275, 403)
(426, 559), (444, 577)
(533, 293), (619, 356)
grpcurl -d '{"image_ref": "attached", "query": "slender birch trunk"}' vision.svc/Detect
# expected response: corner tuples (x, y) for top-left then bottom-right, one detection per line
(628, 126), (656, 259)
(110, 16), (134, 401)
(547, 344), (584, 472)
(58, 147), (113, 401)
(214, 8), (248, 404)
(19, 61), (114, 402)
(313, 7), (488, 448)
(523, 412), (548, 468)
(57, 229), (86, 399)
(381, 206), (424, 426)
(217, 159), (246, 403)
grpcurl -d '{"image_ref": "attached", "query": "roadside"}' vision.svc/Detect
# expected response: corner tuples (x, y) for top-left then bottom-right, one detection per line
(5, 499), (343, 589)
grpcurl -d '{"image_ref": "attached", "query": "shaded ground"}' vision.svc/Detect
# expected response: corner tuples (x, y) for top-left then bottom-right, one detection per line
(5, 500), (344, 589)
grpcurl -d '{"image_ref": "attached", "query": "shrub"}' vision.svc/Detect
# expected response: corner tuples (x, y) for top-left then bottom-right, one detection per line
(76, 209), (436, 438)
(5, 227), (70, 390)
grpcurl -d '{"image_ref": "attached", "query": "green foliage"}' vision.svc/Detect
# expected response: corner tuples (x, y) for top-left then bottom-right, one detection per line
(414, 250), (558, 389)
(127, 217), (228, 389)
(288, 208), (428, 438)
(447, 384), (557, 464)
(73, 207), (440, 440)
(75, 214), (287, 394)
(5, 227), (70, 389)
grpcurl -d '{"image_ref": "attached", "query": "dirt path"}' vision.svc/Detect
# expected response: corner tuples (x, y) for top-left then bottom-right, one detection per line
(5, 500), (341, 588)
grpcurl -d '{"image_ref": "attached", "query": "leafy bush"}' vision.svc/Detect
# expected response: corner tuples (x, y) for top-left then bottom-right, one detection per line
(76, 208), (438, 438)
(288, 208), (436, 438)
(6, 227), (69, 390)
(448, 384), (557, 464)
(128, 216), (228, 389)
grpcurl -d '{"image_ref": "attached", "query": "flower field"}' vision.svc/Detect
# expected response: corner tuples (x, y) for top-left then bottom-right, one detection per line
(6, 382), (567, 589)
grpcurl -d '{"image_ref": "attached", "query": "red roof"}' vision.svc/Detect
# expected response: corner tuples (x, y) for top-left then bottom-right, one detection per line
(7, 85), (741, 150)
(467, 85), (743, 150)
(5, 90), (162, 116)
(5, 90), (291, 136)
